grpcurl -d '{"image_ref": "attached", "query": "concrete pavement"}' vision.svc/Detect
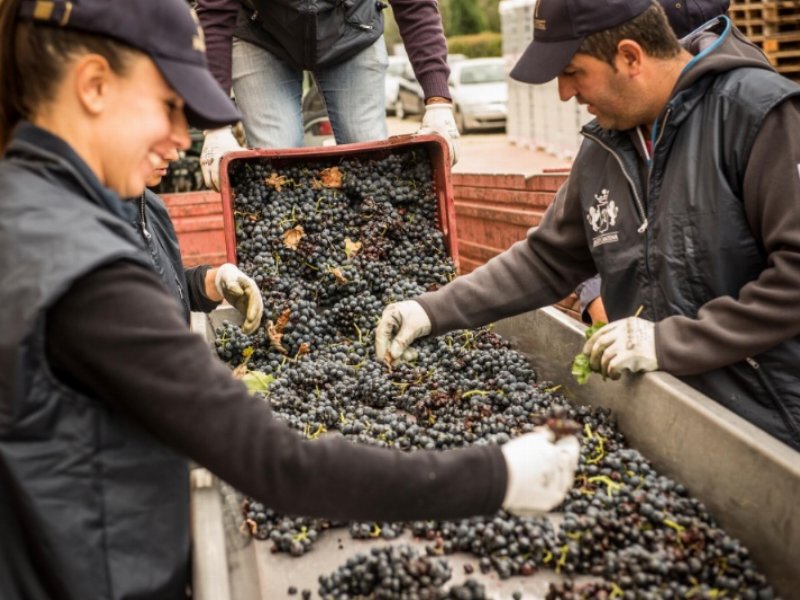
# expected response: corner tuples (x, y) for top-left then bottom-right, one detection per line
(386, 116), (573, 177)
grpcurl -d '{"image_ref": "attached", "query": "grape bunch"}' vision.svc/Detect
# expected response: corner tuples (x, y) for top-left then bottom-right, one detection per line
(317, 545), (492, 600)
(215, 148), (776, 598)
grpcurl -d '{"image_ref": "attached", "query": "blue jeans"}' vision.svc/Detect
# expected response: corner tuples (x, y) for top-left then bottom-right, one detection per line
(232, 37), (389, 148)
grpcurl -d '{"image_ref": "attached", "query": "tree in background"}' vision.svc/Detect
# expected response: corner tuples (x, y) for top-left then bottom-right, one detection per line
(478, 0), (501, 32)
(443, 0), (487, 36)
(383, 0), (500, 56)
(383, 7), (401, 54)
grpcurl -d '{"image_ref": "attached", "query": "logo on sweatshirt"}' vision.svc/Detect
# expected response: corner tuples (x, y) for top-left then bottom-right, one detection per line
(587, 189), (619, 247)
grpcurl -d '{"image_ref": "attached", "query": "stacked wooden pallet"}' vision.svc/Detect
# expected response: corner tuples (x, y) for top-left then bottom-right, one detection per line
(730, 0), (800, 80)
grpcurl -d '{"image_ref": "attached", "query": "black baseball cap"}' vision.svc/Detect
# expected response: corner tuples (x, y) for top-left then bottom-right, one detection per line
(510, 0), (653, 84)
(18, 0), (240, 130)
(660, 0), (729, 38)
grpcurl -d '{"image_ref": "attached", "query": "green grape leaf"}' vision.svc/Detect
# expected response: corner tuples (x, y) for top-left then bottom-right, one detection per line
(571, 321), (608, 384)
(571, 353), (592, 385)
(241, 370), (275, 394)
(584, 321), (607, 340)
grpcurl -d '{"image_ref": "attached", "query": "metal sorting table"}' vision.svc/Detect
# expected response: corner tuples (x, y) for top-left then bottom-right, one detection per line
(190, 307), (800, 599)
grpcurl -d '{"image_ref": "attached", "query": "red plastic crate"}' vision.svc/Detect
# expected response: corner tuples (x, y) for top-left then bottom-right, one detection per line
(161, 190), (227, 267)
(217, 134), (459, 269)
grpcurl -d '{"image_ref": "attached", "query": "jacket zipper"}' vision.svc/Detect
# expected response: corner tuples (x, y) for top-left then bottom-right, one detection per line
(640, 107), (672, 314)
(582, 132), (649, 234)
(304, 7), (314, 69)
(746, 357), (800, 441)
(644, 107), (672, 203)
(140, 195), (186, 303)
(138, 195), (151, 240)
(174, 274), (184, 300)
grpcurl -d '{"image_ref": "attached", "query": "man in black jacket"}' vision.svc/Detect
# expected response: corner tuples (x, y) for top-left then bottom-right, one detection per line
(574, 0), (730, 326)
(375, 0), (800, 452)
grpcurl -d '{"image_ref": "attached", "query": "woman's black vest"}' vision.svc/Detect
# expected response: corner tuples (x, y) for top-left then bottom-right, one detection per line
(0, 126), (190, 599)
(135, 189), (192, 321)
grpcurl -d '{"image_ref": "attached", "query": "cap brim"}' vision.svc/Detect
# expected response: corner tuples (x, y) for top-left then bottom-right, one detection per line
(155, 57), (241, 130)
(510, 37), (584, 84)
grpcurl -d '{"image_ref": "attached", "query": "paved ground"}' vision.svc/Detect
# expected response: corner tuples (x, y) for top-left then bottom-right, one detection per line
(386, 116), (573, 177)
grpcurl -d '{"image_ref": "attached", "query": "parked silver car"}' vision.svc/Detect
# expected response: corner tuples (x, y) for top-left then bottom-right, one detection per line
(449, 58), (507, 134)
(302, 73), (335, 146)
(385, 55), (410, 115)
(393, 54), (468, 120)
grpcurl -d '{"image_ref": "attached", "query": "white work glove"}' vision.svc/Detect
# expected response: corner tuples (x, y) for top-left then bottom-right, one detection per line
(200, 127), (241, 191)
(374, 300), (431, 363)
(501, 429), (580, 517)
(583, 316), (658, 380)
(417, 102), (460, 166)
(215, 263), (264, 335)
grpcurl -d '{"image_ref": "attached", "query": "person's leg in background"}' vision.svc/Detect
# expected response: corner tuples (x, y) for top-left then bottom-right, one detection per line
(232, 39), (305, 148)
(315, 36), (389, 144)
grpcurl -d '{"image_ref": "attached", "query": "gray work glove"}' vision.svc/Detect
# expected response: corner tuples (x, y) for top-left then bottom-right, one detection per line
(583, 316), (658, 380)
(417, 103), (460, 166)
(501, 429), (580, 517)
(200, 127), (241, 191)
(374, 300), (431, 363)
(215, 263), (264, 335)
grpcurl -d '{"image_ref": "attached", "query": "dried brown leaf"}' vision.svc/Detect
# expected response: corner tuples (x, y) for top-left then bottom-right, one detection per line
(265, 172), (287, 192)
(328, 266), (348, 285)
(295, 343), (310, 359)
(275, 308), (292, 332)
(344, 237), (362, 259)
(244, 518), (258, 535)
(267, 320), (288, 355)
(319, 166), (343, 188)
(282, 225), (305, 250)
(232, 363), (249, 379)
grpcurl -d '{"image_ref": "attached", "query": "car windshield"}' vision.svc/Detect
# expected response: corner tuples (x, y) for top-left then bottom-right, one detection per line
(459, 63), (505, 85)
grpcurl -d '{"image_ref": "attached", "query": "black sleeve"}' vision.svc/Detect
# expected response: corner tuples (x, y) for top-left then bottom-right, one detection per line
(46, 261), (506, 521)
(196, 0), (240, 94)
(575, 275), (602, 324)
(184, 264), (221, 313)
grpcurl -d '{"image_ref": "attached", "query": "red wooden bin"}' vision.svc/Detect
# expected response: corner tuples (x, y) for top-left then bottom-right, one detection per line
(217, 134), (459, 270)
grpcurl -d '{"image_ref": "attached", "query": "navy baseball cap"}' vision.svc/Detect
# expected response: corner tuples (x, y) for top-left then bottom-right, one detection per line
(660, 0), (729, 37)
(18, 0), (240, 130)
(511, 0), (653, 84)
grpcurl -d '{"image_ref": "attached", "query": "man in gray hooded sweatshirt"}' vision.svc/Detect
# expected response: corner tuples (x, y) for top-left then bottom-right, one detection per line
(375, 0), (800, 452)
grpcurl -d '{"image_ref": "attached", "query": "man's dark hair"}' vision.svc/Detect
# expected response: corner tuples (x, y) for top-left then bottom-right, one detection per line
(577, 1), (682, 68)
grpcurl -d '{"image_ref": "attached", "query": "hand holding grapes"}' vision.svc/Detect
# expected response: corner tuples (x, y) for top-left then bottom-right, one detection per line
(583, 316), (658, 379)
(374, 301), (431, 363)
(209, 263), (264, 334)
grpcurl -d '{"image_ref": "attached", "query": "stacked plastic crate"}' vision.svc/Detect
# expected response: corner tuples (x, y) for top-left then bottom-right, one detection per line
(500, 0), (536, 147)
(500, 0), (591, 158)
(730, 0), (800, 81)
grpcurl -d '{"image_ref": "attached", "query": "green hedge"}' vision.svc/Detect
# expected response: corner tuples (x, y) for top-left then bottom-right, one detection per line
(446, 32), (502, 58)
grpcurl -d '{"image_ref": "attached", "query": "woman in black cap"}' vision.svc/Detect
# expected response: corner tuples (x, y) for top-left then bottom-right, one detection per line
(0, 1), (579, 598)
